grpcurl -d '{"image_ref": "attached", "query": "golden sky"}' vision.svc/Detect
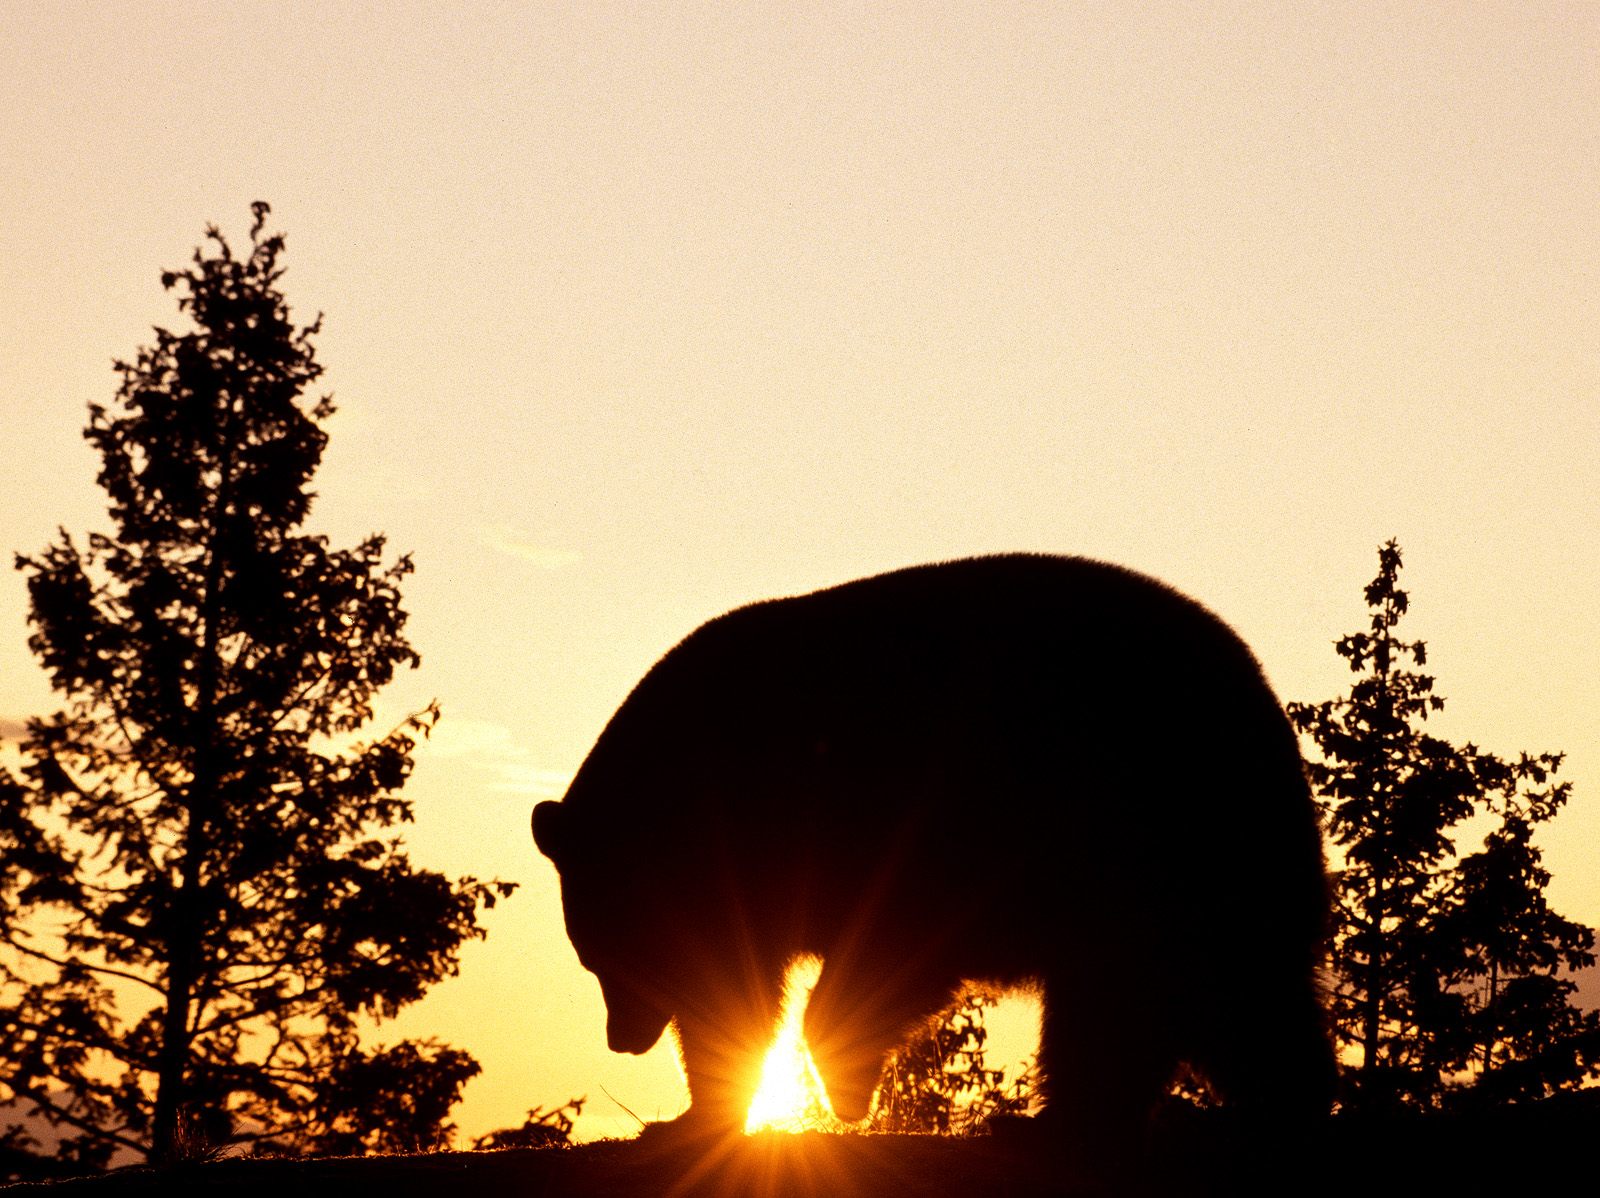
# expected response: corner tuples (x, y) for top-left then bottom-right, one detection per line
(3, 2), (1597, 1142)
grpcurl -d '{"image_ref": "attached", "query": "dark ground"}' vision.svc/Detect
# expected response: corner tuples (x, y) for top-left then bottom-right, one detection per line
(4, 1094), (1596, 1197)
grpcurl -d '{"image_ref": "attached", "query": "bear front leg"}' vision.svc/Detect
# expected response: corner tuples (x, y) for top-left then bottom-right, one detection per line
(655, 976), (784, 1142)
(669, 1015), (763, 1139)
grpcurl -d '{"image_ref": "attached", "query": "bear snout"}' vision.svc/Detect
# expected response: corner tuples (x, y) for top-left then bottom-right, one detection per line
(605, 1008), (668, 1055)
(599, 976), (672, 1054)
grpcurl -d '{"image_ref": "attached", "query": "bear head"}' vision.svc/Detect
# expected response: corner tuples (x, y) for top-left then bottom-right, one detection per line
(533, 798), (676, 1055)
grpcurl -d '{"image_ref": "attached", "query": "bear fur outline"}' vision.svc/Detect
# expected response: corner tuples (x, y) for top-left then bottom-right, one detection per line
(533, 554), (1333, 1150)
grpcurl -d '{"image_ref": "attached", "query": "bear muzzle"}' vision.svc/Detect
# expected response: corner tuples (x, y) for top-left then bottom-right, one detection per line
(600, 977), (673, 1055)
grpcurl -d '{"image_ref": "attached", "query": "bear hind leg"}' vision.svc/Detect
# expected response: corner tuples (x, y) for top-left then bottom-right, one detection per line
(1181, 978), (1336, 1189)
(1033, 985), (1181, 1185)
(1192, 979), (1335, 1121)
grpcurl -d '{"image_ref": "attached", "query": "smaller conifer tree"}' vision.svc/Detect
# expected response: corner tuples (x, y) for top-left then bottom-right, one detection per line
(1289, 540), (1596, 1109)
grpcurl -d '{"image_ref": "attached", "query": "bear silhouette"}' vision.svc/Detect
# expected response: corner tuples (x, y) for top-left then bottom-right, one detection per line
(533, 554), (1332, 1158)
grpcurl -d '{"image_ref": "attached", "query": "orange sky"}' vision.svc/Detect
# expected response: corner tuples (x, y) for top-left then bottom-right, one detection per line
(3, 2), (1597, 1142)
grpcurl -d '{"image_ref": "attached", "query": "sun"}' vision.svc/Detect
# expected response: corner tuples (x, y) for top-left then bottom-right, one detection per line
(744, 956), (840, 1133)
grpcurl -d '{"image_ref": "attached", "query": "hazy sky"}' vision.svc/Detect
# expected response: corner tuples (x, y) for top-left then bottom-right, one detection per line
(4, 2), (1597, 1141)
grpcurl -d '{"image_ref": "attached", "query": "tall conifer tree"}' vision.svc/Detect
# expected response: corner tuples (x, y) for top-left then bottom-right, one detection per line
(0, 204), (511, 1172)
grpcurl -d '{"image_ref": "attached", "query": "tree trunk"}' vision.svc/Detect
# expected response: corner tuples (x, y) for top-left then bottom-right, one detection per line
(1481, 960), (1498, 1081)
(151, 462), (232, 1163)
(1360, 915), (1383, 1103)
(150, 926), (199, 1162)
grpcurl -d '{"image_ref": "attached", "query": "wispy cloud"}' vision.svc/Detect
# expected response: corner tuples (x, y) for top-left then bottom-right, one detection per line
(477, 524), (582, 570)
(486, 765), (574, 799)
(421, 715), (573, 798)
(0, 717), (31, 744)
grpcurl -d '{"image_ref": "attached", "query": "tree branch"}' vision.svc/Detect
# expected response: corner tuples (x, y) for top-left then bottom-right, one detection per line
(2, 931), (166, 996)
(224, 1118), (315, 1147)
(4, 1085), (147, 1156)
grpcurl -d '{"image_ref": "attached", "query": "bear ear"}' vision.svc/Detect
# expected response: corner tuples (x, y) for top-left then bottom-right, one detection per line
(532, 800), (571, 865)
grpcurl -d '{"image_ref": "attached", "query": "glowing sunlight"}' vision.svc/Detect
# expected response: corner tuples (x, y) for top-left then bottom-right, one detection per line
(744, 956), (839, 1134)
